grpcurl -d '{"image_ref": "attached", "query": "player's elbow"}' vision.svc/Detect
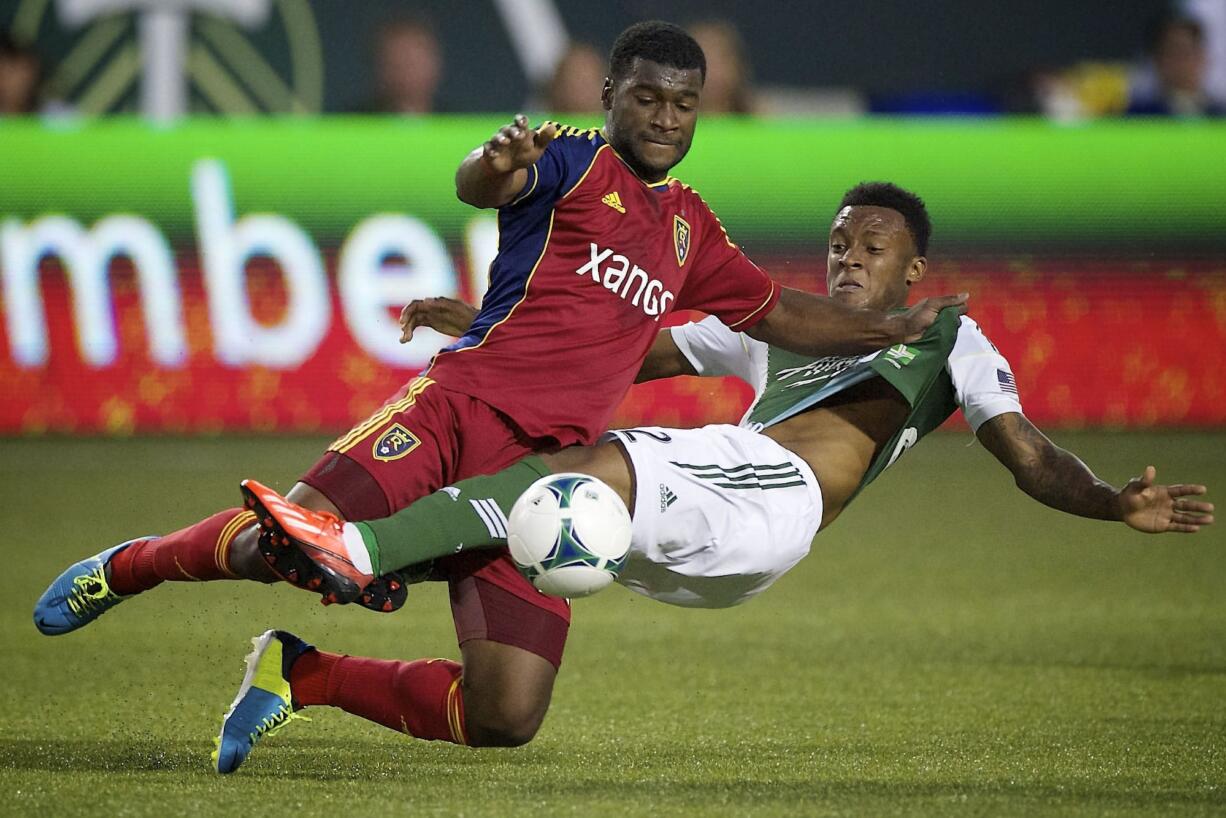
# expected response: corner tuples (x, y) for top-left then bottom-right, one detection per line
(1009, 460), (1047, 503)
(454, 161), (485, 208)
(455, 178), (481, 208)
(456, 184), (504, 211)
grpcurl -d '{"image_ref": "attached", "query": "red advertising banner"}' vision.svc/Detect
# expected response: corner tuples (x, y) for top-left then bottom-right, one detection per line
(2, 257), (1222, 435)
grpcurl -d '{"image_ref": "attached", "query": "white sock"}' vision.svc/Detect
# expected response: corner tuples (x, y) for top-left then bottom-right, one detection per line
(340, 522), (374, 576)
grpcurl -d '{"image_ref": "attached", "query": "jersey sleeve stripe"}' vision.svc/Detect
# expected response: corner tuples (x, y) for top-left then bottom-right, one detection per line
(509, 164), (540, 207)
(725, 280), (779, 329)
(426, 212), (557, 361)
(559, 143), (608, 201)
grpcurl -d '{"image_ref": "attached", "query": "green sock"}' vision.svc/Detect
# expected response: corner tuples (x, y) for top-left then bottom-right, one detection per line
(353, 456), (553, 576)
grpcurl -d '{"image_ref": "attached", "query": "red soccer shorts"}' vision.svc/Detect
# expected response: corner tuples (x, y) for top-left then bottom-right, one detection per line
(301, 376), (571, 667)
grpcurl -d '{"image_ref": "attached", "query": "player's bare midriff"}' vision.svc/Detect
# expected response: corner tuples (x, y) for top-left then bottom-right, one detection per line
(762, 377), (910, 527)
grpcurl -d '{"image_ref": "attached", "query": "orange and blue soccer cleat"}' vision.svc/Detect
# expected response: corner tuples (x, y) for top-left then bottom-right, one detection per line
(33, 538), (154, 635)
(214, 629), (311, 774)
(240, 479), (377, 606)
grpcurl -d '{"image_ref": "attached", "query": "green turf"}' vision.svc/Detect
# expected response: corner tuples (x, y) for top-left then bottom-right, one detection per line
(2, 432), (1222, 817)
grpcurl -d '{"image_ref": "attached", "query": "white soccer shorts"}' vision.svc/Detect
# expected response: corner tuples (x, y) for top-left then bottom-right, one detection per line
(603, 424), (823, 609)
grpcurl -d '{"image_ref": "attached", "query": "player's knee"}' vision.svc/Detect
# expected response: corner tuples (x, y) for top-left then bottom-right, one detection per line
(464, 693), (547, 747)
(466, 713), (542, 747)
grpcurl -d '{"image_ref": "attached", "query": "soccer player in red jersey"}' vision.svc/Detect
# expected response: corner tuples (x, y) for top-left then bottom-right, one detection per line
(35, 22), (965, 764)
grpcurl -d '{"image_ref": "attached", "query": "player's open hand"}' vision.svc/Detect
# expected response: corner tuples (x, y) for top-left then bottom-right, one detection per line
(481, 115), (558, 174)
(897, 293), (969, 342)
(400, 297), (479, 342)
(1119, 466), (1214, 533)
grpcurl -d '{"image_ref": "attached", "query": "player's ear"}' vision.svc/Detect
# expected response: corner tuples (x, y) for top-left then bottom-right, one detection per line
(601, 77), (614, 111)
(906, 256), (927, 286)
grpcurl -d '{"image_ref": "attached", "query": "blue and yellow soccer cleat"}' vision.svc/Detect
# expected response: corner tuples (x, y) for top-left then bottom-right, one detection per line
(213, 629), (312, 774)
(33, 538), (153, 636)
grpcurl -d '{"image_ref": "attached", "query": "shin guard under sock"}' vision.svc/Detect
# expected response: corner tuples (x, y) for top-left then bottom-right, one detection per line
(107, 508), (255, 594)
(289, 650), (467, 744)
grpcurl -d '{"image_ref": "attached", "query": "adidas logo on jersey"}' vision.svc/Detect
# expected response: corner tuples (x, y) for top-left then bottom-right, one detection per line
(659, 484), (678, 512)
(602, 191), (626, 213)
(576, 243), (676, 321)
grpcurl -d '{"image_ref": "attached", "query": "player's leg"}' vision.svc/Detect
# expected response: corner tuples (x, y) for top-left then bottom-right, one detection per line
(34, 378), (444, 636)
(245, 440), (635, 604)
(32, 483), (350, 635)
(353, 438), (634, 572)
(250, 401), (572, 752)
(215, 606), (562, 772)
(111, 481), (344, 592)
(457, 639), (557, 746)
(276, 630), (559, 748)
(214, 390), (570, 771)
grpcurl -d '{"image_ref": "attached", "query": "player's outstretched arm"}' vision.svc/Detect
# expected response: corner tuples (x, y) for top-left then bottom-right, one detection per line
(746, 287), (969, 356)
(399, 297), (479, 342)
(634, 331), (698, 383)
(976, 412), (1214, 534)
(455, 115), (558, 209)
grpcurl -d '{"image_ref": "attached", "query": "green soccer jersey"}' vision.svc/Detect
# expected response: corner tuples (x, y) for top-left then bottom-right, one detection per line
(670, 307), (1022, 498)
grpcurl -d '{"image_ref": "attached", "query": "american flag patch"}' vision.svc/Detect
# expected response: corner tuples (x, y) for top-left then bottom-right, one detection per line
(997, 369), (1018, 395)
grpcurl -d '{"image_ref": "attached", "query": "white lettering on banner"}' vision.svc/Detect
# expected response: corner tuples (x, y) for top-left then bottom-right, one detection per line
(339, 214), (456, 365)
(576, 243), (675, 320)
(192, 158), (329, 368)
(1, 158), (466, 372)
(0, 214), (186, 367)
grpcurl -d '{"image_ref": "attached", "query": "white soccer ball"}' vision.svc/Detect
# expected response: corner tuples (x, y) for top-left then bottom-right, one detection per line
(507, 472), (632, 598)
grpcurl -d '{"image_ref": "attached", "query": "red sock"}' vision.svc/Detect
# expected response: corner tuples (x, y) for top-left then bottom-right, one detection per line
(289, 650), (467, 745)
(108, 508), (255, 594)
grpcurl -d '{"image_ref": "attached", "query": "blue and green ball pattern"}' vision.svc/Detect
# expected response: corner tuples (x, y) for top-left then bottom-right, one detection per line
(519, 476), (628, 583)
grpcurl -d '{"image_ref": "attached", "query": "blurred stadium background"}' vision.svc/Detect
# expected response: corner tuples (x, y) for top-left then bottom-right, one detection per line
(1, 1), (1223, 815)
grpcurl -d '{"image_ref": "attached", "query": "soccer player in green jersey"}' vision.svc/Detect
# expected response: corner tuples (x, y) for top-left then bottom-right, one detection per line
(222, 182), (1211, 770)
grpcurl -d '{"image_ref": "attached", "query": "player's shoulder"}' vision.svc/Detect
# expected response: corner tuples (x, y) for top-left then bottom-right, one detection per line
(513, 122), (608, 205)
(669, 178), (717, 211)
(668, 180), (739, 250)
(951, 313), (1006, 357)
(955, 312), (989, 340)
(542, 121), (606, 159)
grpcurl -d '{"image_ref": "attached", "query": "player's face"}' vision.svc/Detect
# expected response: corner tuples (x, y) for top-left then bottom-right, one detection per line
(602, 58), (703, 182)
(826, 206), (926, 310)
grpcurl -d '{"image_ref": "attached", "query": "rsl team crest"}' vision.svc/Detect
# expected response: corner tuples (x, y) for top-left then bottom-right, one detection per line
(373, 423), (420, 461)
(673, 215), (691, 267)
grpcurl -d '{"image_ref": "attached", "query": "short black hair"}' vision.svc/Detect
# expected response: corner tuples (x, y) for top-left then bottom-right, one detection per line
(838, 182), (931, 256)
(609, 21), (706, 81)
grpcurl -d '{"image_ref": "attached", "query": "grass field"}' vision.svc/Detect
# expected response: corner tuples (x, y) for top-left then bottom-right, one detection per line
(1, 432), (1223, 817)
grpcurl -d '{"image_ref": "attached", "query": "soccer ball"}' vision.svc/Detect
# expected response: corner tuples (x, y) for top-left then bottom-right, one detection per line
(507, 473), (632, 598)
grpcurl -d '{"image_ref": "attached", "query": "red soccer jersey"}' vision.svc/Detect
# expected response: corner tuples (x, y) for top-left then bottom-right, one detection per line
(425, 125), (779, 447)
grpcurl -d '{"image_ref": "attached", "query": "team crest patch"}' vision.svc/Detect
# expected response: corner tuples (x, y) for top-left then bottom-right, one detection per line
(372, 423), (420, 462)
(673, 215), (691, 267)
